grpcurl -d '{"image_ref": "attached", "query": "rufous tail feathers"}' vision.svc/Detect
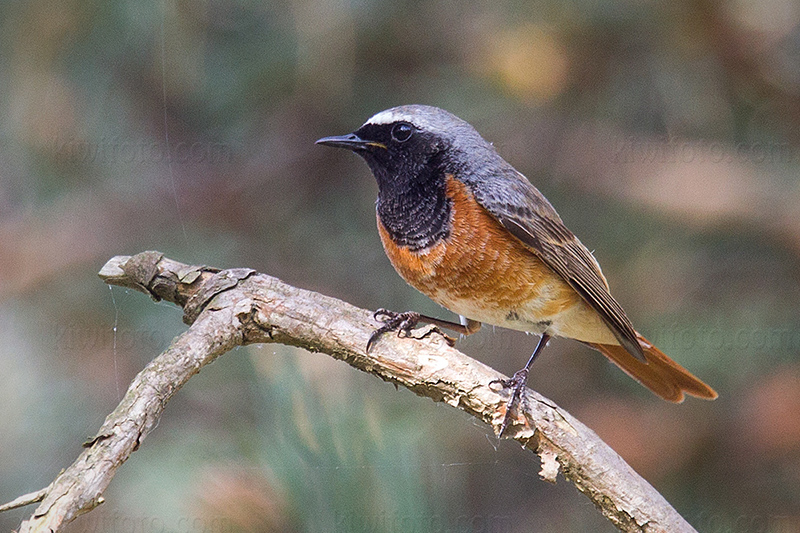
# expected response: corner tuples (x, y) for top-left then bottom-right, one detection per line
(588, 332), (717, 402)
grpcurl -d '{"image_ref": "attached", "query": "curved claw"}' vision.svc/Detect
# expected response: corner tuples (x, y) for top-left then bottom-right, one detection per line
(365, 310), (422, 352)
(366, 328), (385, 353)
(373, 308), (393, 321)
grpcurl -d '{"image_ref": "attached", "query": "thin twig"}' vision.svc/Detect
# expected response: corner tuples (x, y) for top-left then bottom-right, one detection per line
(0, 488), (48, 514)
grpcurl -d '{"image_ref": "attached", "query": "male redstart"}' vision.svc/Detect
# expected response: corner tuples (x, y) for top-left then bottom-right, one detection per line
(317, 105), (717, 435)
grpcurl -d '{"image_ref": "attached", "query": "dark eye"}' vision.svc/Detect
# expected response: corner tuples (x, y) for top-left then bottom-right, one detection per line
(391, 122), (414, 142)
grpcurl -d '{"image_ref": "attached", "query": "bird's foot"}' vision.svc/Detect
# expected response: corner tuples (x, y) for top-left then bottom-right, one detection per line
(367, 309), (455, 351)
(491, 367), (530, 437)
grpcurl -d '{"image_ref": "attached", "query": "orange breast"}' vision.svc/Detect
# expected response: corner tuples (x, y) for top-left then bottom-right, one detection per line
(377, 175), (597, 336)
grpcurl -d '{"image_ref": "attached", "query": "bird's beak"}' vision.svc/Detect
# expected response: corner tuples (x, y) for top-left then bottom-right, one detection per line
(315, 133), (386, 151)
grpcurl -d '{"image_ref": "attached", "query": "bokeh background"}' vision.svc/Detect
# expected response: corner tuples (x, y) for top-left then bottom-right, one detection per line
(2, 0), (799, 531)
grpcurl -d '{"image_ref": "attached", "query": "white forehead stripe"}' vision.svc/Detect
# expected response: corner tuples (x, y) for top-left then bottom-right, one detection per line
(364, 108), (413, 126)
(361, 105), (470, 137)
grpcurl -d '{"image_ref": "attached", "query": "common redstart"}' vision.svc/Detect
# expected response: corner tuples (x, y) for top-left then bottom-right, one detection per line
(317, 105), (717, 435)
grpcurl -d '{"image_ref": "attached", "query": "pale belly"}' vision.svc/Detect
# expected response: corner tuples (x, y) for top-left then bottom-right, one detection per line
(428, 279), (618, 345)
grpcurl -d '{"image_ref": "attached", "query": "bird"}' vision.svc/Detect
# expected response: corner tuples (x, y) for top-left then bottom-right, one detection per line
(316, 105), (717, 435)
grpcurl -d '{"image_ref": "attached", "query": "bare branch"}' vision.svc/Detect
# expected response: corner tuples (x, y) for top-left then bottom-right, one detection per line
(0, 489), (47, 514)
(9, 251), (698, 532)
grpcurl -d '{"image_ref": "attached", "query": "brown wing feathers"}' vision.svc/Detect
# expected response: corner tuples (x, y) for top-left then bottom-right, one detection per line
(497, 213), (646, 361)
(474, 184), (718, 400)
(496, 210), (718, 401)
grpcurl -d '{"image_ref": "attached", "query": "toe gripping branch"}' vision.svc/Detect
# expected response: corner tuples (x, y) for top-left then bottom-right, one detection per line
(367, 309), (424, 352)
(366, 308), (470, 352)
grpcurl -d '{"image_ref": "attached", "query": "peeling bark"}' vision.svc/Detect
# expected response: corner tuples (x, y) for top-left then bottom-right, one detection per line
(3, 252), (698, 533)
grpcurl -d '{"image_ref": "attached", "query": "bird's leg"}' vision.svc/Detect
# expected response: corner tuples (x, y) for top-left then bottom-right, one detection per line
(366, 308), (480, 352)
(494, 333), (551, 437)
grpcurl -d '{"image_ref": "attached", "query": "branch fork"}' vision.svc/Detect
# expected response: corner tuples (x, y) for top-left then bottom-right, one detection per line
(2, 251), (698, 533)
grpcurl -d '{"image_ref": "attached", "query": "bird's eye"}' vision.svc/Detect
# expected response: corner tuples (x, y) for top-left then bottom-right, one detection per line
(391, 122), (414, 142)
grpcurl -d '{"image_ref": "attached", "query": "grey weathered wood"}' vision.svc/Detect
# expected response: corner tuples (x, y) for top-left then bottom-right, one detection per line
(5, 252), (697, 533)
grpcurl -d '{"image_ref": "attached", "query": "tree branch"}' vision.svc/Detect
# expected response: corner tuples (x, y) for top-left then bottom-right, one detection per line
(5, 251), (698, 533)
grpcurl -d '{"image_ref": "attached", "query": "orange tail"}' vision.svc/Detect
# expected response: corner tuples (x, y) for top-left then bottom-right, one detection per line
(588, 333), (717, 402)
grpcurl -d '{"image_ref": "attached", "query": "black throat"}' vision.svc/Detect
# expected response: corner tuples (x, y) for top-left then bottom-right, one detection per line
(373, 159), (451, 251)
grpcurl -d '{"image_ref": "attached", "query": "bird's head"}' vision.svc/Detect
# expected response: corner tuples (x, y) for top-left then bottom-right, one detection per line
(317, 105), (493, 190)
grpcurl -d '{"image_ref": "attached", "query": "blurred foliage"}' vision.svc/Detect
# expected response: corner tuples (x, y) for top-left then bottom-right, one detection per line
(1, 0), (800, 531)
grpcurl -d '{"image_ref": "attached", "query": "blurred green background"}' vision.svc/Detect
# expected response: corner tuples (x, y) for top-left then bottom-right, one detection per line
(1, 0), (799, 531)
